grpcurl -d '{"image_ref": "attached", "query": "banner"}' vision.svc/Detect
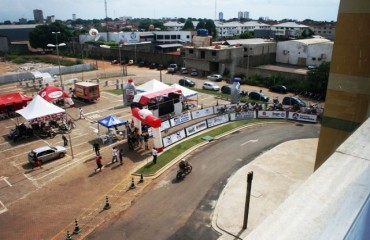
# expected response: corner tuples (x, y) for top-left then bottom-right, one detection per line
(258, 111), (287, 119)
(170, 112), (192, 127)
(160, 120), (171, 132)
(230, 111), (256, 121)
(162, 129), (187, 147)
(185, 121), (207, 136)
(191, 107), (214, 119)
(207, 114), (229, 127)
(288, 112), (317, 123)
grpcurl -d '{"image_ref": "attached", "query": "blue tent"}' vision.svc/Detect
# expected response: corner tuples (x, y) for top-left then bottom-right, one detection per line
(98, 115), (126, 128)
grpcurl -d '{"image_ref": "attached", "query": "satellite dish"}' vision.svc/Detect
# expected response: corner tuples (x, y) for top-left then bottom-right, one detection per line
(89, 28), (100, 41)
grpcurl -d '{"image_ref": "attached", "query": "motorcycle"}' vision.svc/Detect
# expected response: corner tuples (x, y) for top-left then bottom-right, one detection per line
(176, 160), (192, 181)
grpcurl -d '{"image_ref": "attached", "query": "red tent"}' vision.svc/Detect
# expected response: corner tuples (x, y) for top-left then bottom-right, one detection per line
(135, 87), (182, 105)
(0, 92), (32, 110)
(38, 86), (70, 102)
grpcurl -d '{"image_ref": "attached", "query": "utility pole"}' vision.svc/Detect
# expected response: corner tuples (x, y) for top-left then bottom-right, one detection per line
(243, 171), (253, 229)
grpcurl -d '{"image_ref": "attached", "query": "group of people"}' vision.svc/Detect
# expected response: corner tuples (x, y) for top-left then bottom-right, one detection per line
(93, 142), (125, 172)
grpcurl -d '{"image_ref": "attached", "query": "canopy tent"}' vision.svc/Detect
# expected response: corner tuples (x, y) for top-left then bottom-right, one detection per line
(136, 79), (171, 93)
(16, 95), (65, 122)
(0, 92), (32, 109)
(97, 115), (126, 137)
(133, 87), (182, 105)
(38, 86), (70, 102)
(38, 86), (74, 108)
(171, 83), (198, 99)
(98, 115), (126, 128)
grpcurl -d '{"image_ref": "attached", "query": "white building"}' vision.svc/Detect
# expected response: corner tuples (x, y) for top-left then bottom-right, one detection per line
(271, 22), (309, 38)
(276, 38), (333, 67)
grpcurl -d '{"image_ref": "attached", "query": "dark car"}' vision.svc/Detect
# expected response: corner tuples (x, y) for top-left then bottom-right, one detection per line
(282, 96), (307, 108)
(157, 64), (165, 70)
(221, 85), (232, 94)
(149, 63), (157, 69)
(178, 78), (195, 87)
(269, 85), (287, 94)
(249, 91), (270, 102)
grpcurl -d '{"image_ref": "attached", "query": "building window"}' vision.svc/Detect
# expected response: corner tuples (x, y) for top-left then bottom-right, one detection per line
(312, 57), (316, 60)
(201, 51), (205, 59)
(157, 35), (163, 39)
(189, 49), (193, 54)
(212, 51), (217, 56)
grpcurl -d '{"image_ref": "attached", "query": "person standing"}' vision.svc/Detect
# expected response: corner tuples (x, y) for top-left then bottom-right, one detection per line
(144, 134), (149, 150)
(152, 147), (158, 164)
(79, 107), (85, 119)
(119, 148), (124, 165)
(111, 147), (118, 163)
(95, 155), (103, 172)
(93, 141), (100, 156)
(62, 134), (68, 147)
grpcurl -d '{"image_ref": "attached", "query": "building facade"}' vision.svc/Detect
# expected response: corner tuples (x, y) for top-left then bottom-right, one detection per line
(33, 9), (44, 24)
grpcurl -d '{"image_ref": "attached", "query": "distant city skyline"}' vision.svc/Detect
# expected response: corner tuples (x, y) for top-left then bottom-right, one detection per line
(0, 0), (340, 23)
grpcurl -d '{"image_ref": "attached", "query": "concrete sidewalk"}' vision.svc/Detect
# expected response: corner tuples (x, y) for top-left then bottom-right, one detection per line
(212, 138), (318, 240)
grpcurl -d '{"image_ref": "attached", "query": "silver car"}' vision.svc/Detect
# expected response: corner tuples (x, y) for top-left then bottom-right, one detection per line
(28, 146), (66, 165)
(202, 82), (220, 91)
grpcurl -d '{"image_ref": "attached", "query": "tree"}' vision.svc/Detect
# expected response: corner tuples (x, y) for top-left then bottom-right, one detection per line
(240, 31), (253, 39)
(29, 22), (71, 50)
(306, 61), (330, 95)
(204, 19), (217, 38)
(182, 20), (194, 31)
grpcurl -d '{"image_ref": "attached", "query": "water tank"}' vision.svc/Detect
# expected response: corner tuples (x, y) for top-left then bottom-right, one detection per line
(197, 29), (209, 36)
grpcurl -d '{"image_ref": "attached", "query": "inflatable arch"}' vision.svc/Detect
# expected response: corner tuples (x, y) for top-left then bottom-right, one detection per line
(131, 107), (163, 152)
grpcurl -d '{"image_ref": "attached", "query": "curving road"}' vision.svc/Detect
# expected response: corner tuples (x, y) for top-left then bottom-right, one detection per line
(87, 122), (320, 240)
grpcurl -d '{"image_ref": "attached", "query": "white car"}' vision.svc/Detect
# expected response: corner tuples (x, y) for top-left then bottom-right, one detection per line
(207, 74), (223, 82)
(202, 82), (220, 91)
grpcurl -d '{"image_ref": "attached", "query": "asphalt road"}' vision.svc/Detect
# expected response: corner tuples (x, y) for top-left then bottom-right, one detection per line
(87, 123), (320, 240)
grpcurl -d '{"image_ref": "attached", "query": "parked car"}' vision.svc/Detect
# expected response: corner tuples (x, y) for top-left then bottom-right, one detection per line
(180, 67), (188, 74)
(207, 74), (223, 82)
(157, 64), (165, 70)
(128, 60), (134, 65)
(138, 61), (146, 67)
(190, 69), (198, 76)
(282, 96), (307, 111)
(28, 145), (66, 165)
(179, 78), (195, 87)
(202, 82), (220, 91)
(269, 85), (287, 94)
(249, 91), (270, 102)
(149, 63), (157, 69)
(307, 65), (317, 70)
(221, 85), (232, 94)
(167, 63), (178, 73)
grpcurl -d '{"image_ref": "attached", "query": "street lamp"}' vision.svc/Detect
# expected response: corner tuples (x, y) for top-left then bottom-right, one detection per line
(47, 32), (66, 89)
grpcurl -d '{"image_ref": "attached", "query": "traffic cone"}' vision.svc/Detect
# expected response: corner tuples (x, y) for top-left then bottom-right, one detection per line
(66, 231), (73, 240)
(129, 177), (136, 189)
(138, 173), (144, 183)
(103, 196), (111, 210)
(73, 219), (81, 234)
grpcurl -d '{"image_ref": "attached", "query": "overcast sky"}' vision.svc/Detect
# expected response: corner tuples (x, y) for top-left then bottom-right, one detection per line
(0, 0), (340, 22)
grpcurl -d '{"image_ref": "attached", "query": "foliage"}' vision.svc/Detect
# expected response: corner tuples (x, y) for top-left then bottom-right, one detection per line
(195, 19), (217, 38)
(29, 22), (72, 50)
(306, 61), (330, 94)
(182, 19), (195, 31)
(239, 31), (254, 39)
(138, 19), (164, 31)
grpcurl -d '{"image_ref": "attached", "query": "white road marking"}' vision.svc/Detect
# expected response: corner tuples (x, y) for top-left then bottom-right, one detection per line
(241, 139), (259, 146)
(0, 200), (8, 214)
(0, 176), (12, 187)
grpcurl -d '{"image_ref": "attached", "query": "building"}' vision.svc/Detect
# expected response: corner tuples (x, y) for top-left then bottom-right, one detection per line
(19, 18), (27, 24)
(33, 9), (44, 24)
(243, 11), (250, 19)
(271, 22), (309, 39)
(219, 12), (223, 20)
(46, 15), (55, 23)
(309, 22), (336, 40)
(0, 24), (41, 53)
(276, 38), (333, 67)
(72, 14), (76, 21)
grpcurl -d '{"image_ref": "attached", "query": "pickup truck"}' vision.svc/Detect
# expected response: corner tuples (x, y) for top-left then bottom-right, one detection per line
(167, 64), (178, 73)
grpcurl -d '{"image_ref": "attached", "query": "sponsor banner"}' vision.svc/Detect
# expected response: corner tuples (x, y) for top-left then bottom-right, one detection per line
(160, 120), (171, 132)
(191, 107), (214, 119)
(230, 111), (256, 121)
(185, 121), (207, 136)
(207, 114), (229, 127)
(170, 112), (192, 127)
(258, 111), (286, 119)
(162, 129), (186, 148)
(288, 112), (317, 122)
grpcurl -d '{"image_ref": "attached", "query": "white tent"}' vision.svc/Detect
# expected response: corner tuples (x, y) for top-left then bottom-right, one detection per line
(136, 79), (171, 93)
(16, 95), (65, 121)
(171, 83), (198, 99)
